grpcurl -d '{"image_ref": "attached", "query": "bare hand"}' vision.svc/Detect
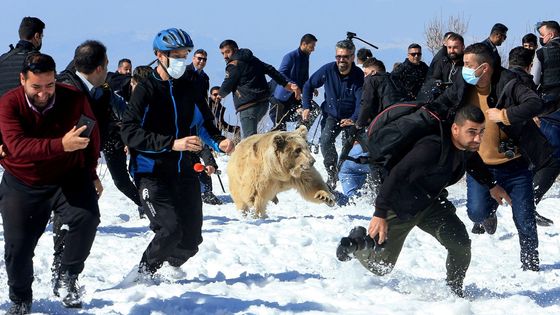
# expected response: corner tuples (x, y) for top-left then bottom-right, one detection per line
(0, 144), (6, 159)
(368, 216), (388, 245)
(62, 126), (90, 152)
(533, 117), (541, 128)
(285, 83), (301, 100)
(490, 184), (512, 206)
(172, 136), (202, 152)
(301, 109), (310, 121)
(93, 178), (103, 199)
(124, 145), (128, 155)
(219, 139), (235, 154)
(205, 165), (216, 175)
(486, 108), (504, 123)
(339, 118), (354, 127)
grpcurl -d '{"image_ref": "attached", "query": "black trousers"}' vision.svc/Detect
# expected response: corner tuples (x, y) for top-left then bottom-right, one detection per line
(137, 174), (203, 268)
(0, 171), (99, 302)
(104, 147), (141, 207)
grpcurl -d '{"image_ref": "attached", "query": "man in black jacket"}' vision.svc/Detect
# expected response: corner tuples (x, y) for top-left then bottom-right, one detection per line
(217, 39), (299, 138)
(392, 43), (429, 100)
(435, 43), (556, 271)
(122, 28), (234, 277)
(0, 17), (45, 97)
(338, 105), (510, 297)
(106, 58), (132, 101)
(480, 23), (508, 68)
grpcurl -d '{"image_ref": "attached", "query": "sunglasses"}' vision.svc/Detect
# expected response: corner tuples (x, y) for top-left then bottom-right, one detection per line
(196, 56), (207, 61)
(335, 54), (351, 60)
(408, 52), (422, 57)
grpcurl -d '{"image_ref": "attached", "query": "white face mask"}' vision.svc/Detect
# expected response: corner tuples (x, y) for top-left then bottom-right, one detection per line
(166, 57), (187, 79)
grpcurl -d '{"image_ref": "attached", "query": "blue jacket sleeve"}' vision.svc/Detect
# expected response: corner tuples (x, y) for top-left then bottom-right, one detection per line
(303, 66), (326, 109)
(351, 83), (363, 122)
(190, 106), (222, 153)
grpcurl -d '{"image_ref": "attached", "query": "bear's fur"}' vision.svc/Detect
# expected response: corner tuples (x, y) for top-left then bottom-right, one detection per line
(227, 125), (335, 218)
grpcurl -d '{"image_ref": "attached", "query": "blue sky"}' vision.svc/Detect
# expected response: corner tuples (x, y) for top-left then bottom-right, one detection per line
(1, 0), (559, 89)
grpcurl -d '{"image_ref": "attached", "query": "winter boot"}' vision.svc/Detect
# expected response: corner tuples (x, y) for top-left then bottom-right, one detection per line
(535, 211), (553, 227)
(471, 223), (485, 234)
(6, 300), (32, 315)
(202, 191), (223, 205)
(59, 271), (82, 308)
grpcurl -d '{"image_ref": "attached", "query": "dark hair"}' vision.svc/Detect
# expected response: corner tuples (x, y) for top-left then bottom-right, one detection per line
(118, 58), (132, 67)
(490, 23), (508, 35)
(219, 39), (238, 50)
(357, 48), (373, 63)
(300, 33), (317, 45)
(408, 43), (422, 50)
(522, 33), (538, 46)
(73, 40), (107, 74)
(464, 43), (494, 67)
(210, 86), (220, 92)
(447, 33), (464, 45)
(509, 46), (535, 68)
(193, 49), (207, 57)
(335, 39), (355, 54)
(454, 105), (485, 125)
(537, 20), (560, 34)
(443, 31), (456, 41)
(19, 17), (45, 41)
(132, 65), (153, 83)
(362, 57), (386, 72)
(21, 53), (56, 77)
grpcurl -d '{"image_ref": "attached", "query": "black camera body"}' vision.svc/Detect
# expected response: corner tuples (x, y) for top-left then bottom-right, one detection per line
(498, 138), (517, 159)
(346, 31), (357, 40)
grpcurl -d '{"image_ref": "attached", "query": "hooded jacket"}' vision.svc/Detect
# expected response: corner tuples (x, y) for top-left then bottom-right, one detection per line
(219, 48), (288, 112)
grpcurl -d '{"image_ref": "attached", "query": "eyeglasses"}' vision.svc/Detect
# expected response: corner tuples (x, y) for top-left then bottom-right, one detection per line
(335, 54), (351, 60)
(408, 52), (422, 57)
(196, 56), (207, 62)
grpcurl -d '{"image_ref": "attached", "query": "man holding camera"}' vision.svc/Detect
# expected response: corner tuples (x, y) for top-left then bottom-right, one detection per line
(338, 105), (509, 297)
(435, 43), (554, 271)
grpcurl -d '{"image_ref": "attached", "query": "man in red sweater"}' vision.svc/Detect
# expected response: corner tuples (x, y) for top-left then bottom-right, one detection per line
(0, 53), (101, 313)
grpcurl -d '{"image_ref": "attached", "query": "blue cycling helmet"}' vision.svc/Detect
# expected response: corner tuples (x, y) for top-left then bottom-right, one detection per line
(153, 28), (194, 54)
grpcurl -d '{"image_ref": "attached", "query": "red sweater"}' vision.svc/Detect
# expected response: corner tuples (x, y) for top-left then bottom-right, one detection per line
(0, 83), (100, 186)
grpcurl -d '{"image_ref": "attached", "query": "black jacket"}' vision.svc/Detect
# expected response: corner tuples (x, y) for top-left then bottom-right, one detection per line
(219, 48), (288, 112)
(481, 38), (501, 67)
(356, 73), (405, 127)
(0, 40), (38, 97)
(375, 133), (494, 220)
(185, 63), (210, 99)
(392, 59), (429, 100)
(434, 67), (553, 170)
(122, 70), (225, 179)
(106, 72), (132, 101)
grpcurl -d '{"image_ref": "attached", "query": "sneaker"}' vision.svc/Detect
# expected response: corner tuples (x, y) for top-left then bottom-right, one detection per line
(482, 212), (497, 235)
(535, 211), (553, 227)
(6, 300), (32, 315)
(59, 272), (82, 308)
(202, 192), (223, 205)
(471, 223), (485, 234)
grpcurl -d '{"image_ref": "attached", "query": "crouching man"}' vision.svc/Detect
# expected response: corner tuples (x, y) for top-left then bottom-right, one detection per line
(0, 53), (102, 313)
(337, 105), (510, 297)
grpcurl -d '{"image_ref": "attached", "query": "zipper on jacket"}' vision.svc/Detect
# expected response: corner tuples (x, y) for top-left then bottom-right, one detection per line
(168, 80), (183, 173)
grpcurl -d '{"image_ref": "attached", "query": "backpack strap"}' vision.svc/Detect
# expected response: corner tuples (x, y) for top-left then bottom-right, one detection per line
(495, 79), (517, 109)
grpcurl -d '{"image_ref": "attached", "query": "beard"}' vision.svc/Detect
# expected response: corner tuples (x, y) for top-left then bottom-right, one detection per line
(337, 61), (350, 73)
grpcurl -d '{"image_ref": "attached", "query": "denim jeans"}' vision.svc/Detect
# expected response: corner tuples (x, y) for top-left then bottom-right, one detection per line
(540, 111), (560, 159)
(466, 158), (538, 266)
(239, 101), (269, 138)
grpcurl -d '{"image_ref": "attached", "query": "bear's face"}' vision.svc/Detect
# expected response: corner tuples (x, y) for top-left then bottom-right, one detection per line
(274, 132), (315, 178)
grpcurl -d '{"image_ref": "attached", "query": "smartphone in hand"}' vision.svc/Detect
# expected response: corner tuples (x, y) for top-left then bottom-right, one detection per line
(76, 114), (96, 138)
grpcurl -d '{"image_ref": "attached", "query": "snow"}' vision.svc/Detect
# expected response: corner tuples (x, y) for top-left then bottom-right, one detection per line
(1, 151), (560, 315)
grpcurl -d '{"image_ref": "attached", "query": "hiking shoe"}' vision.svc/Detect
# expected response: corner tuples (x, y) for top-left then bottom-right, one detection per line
(6, 300), (32, 315)
(535, 211), (553, 227)
(202, 192), (222, 205)
(59, 272), (82, 308)
(482, 212), (497, 235)
(471, 223), (485, 234)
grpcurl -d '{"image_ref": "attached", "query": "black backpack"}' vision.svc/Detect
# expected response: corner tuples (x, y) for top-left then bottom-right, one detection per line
(366, 102), (444, 171)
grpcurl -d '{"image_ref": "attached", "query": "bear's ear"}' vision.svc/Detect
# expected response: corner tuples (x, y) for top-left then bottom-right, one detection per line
(273, 134), (287, 152)
(296, 125), (308, 137)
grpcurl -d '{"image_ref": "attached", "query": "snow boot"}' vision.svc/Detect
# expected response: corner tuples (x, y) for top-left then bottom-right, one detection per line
(6, 300), (32, 315)
(59, 271), (82, 308)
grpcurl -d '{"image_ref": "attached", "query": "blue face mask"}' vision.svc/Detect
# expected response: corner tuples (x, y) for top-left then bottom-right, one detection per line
(462, 64), (484, 85)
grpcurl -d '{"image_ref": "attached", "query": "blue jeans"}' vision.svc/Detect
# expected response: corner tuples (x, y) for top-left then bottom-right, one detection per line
(540, 111), (560, 159)
(466, 159), (538, 265)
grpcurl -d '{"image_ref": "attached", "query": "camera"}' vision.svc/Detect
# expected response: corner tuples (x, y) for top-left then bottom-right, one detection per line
(346, 31), (357, 40)
(498, 139), (517, 159)
(336, 226), (385, 261)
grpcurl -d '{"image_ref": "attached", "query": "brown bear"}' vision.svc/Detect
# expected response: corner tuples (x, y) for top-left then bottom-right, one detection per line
(227, 125), (335, 218)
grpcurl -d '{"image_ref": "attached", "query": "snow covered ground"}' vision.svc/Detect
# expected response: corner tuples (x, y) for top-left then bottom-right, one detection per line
(1, 150), (560, 315)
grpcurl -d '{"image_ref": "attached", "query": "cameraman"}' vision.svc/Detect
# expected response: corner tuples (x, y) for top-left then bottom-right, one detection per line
(435, 43), (555, 271)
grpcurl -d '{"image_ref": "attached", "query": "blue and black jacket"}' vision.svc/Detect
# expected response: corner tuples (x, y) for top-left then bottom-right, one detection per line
(121, 69), (225, 179)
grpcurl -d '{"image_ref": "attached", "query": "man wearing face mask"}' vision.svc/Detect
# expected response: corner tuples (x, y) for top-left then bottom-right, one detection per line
(121, 28), (235, 278)
(435, 43), (554, 272)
